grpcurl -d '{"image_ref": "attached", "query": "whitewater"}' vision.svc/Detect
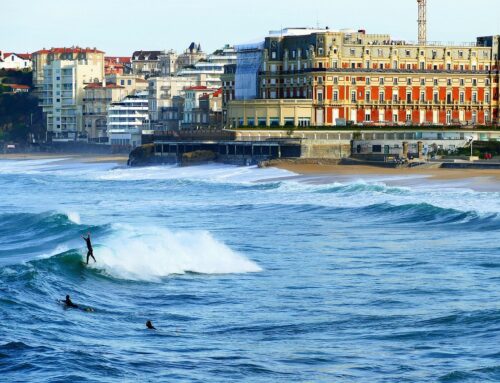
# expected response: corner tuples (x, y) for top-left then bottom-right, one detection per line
(0, 158), (499, 382)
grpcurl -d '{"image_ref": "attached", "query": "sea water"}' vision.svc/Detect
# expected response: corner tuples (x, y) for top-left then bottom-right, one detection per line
(0, 159), (499, 382)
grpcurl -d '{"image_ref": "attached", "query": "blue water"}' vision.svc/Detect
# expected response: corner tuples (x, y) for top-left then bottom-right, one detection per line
(0, 158), (499, 382)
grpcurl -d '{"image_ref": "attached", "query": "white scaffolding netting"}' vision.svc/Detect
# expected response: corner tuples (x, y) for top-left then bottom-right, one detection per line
(235, 42), (264, 100)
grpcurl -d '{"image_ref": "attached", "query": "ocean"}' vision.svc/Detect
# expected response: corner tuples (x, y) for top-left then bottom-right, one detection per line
(0, 158), (499, 382)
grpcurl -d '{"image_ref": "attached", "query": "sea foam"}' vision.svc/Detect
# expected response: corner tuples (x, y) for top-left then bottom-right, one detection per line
(88, 224), (262, 281)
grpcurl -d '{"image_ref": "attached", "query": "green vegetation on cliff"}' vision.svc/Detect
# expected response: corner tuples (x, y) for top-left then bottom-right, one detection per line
(0, 70), (44, 143)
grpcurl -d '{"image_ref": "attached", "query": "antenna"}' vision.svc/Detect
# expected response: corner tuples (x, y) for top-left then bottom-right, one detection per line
(417, 0), (427, 45)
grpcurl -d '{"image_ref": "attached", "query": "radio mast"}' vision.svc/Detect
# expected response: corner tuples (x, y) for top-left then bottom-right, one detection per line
(417, 0), (427, 45)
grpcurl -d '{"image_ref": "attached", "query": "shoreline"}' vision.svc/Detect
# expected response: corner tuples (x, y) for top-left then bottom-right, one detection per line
(0, 153), (129, 164)
(271, 162), (500, 192)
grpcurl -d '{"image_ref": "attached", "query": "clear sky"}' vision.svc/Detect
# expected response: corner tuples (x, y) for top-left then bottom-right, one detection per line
(2, 0), (499, 56)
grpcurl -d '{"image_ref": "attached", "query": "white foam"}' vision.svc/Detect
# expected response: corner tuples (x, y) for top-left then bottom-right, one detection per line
(88, 224), (262, 282)
(94, 163), (296, 184)
(65, 211), (81, 225)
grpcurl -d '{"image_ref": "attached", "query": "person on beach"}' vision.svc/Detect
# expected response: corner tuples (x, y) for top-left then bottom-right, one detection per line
(146, 320), (156, 330)
(82, 232), (96, 264)
(64, 295), (78, 308)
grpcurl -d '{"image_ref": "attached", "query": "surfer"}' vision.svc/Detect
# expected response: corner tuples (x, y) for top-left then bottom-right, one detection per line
(82, 232), (96, 264)
(64, 295), (78, 308)
(146, 320), (156, 330)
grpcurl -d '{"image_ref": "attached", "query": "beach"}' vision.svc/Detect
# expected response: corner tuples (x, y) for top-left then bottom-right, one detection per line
(0, 152), (129, 164)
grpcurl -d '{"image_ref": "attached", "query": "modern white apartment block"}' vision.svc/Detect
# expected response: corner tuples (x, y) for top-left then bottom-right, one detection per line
(34, 48), (105, 140)
(107, 91), (149, 148)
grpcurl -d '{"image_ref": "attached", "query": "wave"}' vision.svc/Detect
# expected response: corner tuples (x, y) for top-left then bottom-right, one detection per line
(87, 224), (262, 281)
(2, 221), (262, 283)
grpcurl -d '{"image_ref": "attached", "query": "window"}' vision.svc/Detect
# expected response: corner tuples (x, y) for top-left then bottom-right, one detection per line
(393, 114), (398, 123)
(406, 112), (412, 122)
(447, 63), (451, 70)
(485, 78), (491, 86)
(378, 49), (383, 57)
(459, 50), (463, 58)
(420, 91), (425, 102)
(379, 92), (385, 102)
(271, 51), (277, 59)
(459, 92), (465, 103)
(433, 92), (439, 103)
(446, 110), (452, 124)
(460, 79), (465, 86)
(365, 113), (371, 122)
(406, 92), (412, 103)
(333, 77), (338, 84)
(393, 78), (398, 85)
(380, 77), (385, 85)
(365, 91), (371, 102)
(433, 79), (438, 86)
(350, 49), (355, 56)
(393, 91), (398, 102)
(485, 110), (490, 123)
(366, 77), (370, 85)
(351, 91), (357, 102)
(472, 110), (477, 123)
(332, 61), (338, 69)
(333, 91), (338, 102)
(447, 93), (452, 103)
(351, 77), (356, 85)
(420, 62), (425, 70)
(485, 93), (490, 103)
(127, 80), (132, 85)
(406, 50), (411, 57)
(407, 78), (411, 85)
(420, 78), (425, 86)
(472, 79), (477, 86)
(472, 92), (477, 103)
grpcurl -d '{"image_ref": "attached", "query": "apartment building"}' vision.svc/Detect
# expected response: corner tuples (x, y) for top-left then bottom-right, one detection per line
(182, 86), (221, 128)
(33, 47), (105, 140)
(226, 28), (500, 127)
(83, 81), (128, 141)
(107, 91), (149, 148)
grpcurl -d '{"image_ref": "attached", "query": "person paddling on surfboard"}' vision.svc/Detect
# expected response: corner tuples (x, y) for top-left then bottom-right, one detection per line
(64, 295), (78, 308)
(82, 232), (96, 264)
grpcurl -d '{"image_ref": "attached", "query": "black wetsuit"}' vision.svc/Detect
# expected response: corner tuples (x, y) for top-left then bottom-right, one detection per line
(84, 236), (96, 264)
(65, 298), (78, 308)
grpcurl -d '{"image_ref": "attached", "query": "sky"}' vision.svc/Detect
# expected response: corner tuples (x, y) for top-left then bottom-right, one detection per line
(1, 0), (500, 56)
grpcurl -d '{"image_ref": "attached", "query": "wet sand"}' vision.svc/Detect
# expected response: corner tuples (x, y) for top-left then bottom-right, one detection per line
(0, 153), (128, 164)
(273, 163), (500, 192)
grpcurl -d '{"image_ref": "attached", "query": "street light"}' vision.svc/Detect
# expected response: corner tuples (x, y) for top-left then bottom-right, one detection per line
(467, 135), (474, 160)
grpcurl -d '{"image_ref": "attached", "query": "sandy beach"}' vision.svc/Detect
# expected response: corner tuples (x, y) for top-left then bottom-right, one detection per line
(0, 153), (129, 164)
(271, 162), (500, 192)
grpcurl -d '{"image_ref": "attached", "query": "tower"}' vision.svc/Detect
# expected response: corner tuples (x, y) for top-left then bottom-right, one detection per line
(417, 0), (427, 45)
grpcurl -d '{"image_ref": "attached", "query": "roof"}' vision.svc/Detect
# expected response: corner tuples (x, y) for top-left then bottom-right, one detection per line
(184, 86), (208, 91)
(105, 56), (132, 64)
(17, 53), (32, 60)
(132, 51), (161, 61)
(8, 84), (30, 89)
(84, 82), (125, 89)
(33, 47), (104, 55)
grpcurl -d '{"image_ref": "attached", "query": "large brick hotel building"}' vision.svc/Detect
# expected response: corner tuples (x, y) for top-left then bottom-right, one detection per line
(225, 28), (500, 127)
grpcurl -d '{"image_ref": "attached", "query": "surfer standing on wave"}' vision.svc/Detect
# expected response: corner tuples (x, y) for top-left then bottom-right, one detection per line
(82, 232), (96, 264)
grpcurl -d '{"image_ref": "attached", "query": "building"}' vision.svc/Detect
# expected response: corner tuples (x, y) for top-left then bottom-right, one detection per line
(182, 86), (219, 127)
(177, 42), (206, 68)
(131, 51), (161, 77)
(83, 81), (128, 141)
(105, 56), (132, 75)
(33, 47), (105, 140)
(226, 28), (500, 127)
(107, 91), (149, 148)
(5, 84), (31, 93)
(106, 74), (148, 94)
(147, 76), (199, 126)
(0, 52), (32, 70)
